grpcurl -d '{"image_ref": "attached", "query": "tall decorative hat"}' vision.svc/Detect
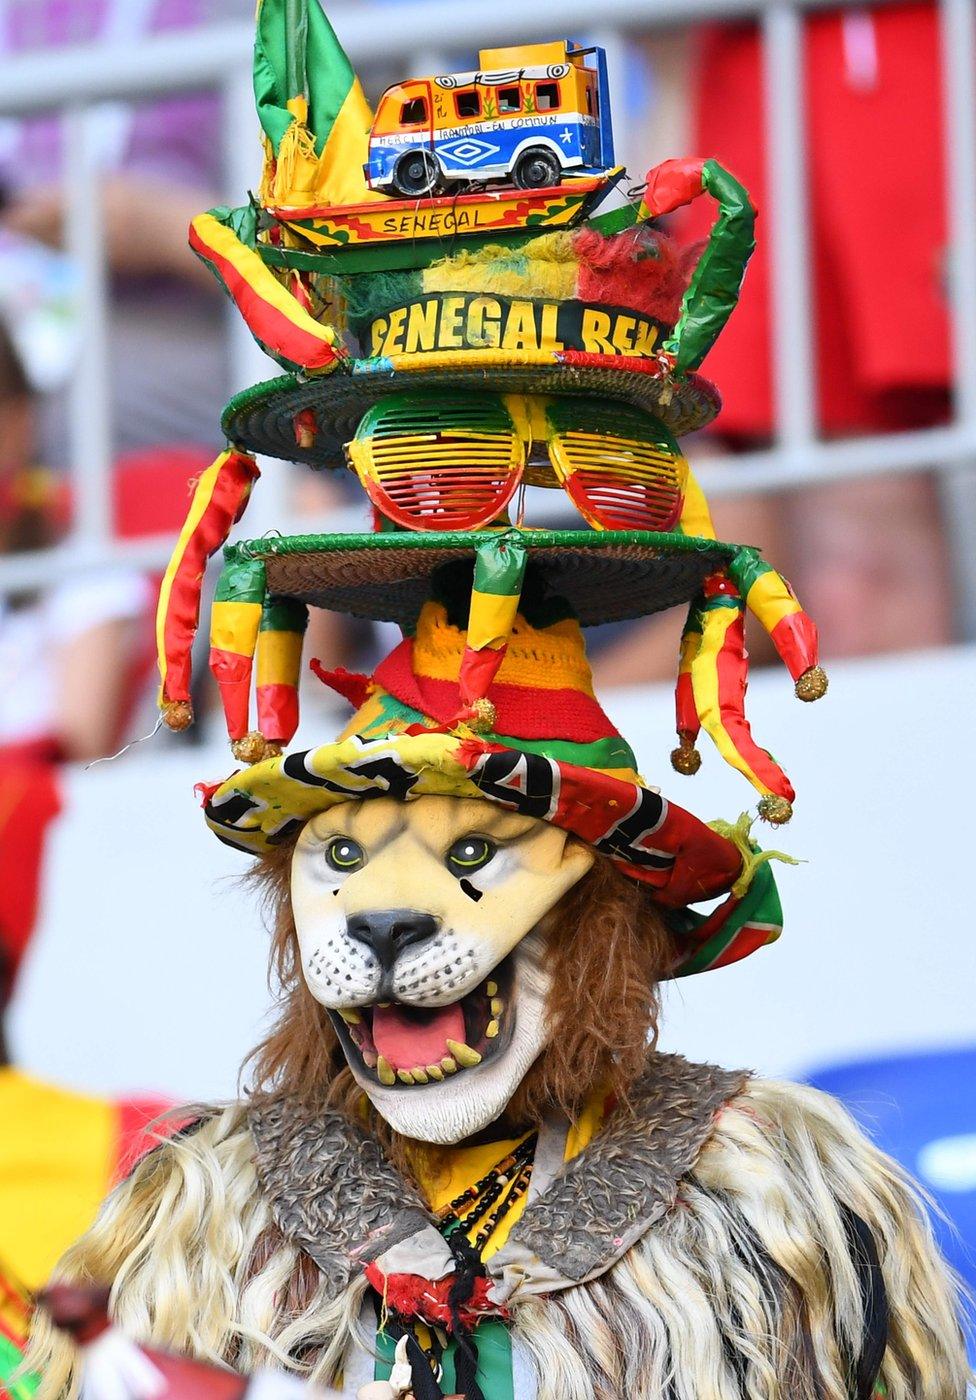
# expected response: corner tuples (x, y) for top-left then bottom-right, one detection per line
(156, 0), (828, 975)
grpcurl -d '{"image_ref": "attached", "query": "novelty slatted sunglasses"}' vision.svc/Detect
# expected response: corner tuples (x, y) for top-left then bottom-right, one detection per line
(345, 391), (688, 533)
(347, 393), (525, 530)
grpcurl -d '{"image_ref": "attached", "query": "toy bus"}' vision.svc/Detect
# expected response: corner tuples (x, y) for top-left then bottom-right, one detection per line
(366, 40), (615, 199)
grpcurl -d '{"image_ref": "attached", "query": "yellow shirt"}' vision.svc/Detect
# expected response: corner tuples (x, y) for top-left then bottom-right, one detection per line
(0, 1068), (117, 1291)
(413, 1091), (609, 1261)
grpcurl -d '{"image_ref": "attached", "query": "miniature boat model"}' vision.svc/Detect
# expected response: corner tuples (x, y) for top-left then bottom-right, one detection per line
(266, 169), (625, 252)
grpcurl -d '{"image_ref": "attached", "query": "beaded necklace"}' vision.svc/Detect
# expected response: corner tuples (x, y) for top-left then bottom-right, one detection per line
(437, 1131), (538, 1255)
(388, 1131), (538, 1400)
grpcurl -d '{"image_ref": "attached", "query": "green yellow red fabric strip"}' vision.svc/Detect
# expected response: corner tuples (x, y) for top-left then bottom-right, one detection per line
(670, 859), (783, 976)
(690, 589), (795, 801)
(458, 535), (530, 713)
(641, 157), (756, 376)
(156, 449), (259, 707)
(210, 558), (268, 741)
(189, 208), (341, 374)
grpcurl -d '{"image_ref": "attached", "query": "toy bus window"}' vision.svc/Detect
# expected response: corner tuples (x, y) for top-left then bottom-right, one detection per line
(585, 88), (593, 114)
(455, 89), (481, 119)
(400, 96), (428, 125)
(535, 82), (560, 110)
(498, 87), (521, 113)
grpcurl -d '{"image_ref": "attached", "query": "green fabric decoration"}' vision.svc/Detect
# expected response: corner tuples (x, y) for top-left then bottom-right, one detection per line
(472, 531), (528, 599)
(254, 0), (362, 158)
(0, 1333), (38, 1400)
(662, 159), (756, 376)
(728, 546), (774, 600)
(215, 555), (267, 605)
(375, 1319), (515, 1400)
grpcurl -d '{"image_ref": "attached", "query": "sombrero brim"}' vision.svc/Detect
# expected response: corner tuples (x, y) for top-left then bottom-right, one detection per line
(227, 528), (738, 631)
(221, 352), (721, 471)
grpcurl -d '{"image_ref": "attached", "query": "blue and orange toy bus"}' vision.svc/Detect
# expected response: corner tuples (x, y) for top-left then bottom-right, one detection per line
(366, 41), (615, 198)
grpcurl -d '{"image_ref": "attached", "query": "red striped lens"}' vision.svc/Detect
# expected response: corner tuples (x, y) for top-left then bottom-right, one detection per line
(348, 392), (523, 531)
(545, 401), (687, 532)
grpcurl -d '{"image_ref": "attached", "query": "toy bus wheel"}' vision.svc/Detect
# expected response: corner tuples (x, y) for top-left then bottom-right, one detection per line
(513, 148), (561, 190)
(392, 150), (442, 197)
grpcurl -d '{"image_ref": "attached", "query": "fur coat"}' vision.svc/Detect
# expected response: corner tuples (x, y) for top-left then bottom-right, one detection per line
(28, 1055), (970, 1400)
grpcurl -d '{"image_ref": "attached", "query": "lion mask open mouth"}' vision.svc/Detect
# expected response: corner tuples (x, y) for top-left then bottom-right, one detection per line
(290, 794), (593, 1141)
(330, 952), (513, 1086)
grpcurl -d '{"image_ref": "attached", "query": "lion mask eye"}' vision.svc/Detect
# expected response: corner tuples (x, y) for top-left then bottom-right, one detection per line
(325, 837), (366, 873)
(446, 836), (496, 878)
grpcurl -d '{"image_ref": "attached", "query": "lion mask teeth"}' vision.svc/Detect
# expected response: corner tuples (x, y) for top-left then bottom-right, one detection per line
(333, 977), (507, 1087)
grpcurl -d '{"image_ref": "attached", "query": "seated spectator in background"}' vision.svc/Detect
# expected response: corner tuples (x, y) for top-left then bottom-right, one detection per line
(0, 326), (153, 766)
(0, 320), (170, 1365)
(0, 320), (157, 1024)
(0, 0), (248, 464)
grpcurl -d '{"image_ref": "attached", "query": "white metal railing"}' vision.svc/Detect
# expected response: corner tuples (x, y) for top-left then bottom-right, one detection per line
(0, 0), (974, 619)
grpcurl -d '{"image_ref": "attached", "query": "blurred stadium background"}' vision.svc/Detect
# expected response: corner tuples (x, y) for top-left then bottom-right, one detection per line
(0, 0), (974, 1302)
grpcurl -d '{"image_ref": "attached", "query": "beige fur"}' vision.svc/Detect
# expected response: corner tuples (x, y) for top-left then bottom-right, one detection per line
(26, 1080), (971, 1399)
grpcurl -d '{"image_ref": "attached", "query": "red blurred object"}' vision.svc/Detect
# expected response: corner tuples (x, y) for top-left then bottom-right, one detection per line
(39, 1287), (248, 1400)
(112, 446), (214, 540)
(0, 444), (214, 996)
(687, 3), (950, 436)
(0, 748), (62, 990)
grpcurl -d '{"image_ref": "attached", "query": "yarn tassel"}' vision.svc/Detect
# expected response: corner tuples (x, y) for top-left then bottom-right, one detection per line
(156, 449), (260, 732)
(209, 556), (269, 762)
(256, 596), (308, 747)
(271, 108), (320, 206)
(689, 573), (795, 823)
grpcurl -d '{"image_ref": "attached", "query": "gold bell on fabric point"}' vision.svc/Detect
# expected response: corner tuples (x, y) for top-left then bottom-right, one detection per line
(231, 731), (282, 764)
(670, 732), (702, 775)
(161, 699), (193, 732)
(468, 697), (497, 733)
(757, 794), (793, 825)
(795, 664), (828, 702)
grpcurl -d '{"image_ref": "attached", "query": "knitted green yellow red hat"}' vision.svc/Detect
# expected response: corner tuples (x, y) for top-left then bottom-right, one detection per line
(201, 584), (788, 979)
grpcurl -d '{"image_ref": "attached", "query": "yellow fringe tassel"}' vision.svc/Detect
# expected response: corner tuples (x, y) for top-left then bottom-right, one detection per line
(270, 119), (321, 206)
(708, 812), (800, 898)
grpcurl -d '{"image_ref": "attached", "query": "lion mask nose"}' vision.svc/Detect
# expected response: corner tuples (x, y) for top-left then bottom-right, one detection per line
(346, 910), (439, 973)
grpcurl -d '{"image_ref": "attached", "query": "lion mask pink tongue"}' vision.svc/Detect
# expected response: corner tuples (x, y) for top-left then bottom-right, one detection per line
(371, 1002), (465, 1070)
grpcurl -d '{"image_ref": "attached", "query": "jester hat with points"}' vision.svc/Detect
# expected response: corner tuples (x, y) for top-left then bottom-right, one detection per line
(201, 543), (788, 980)
(154, 2), (827, 977)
